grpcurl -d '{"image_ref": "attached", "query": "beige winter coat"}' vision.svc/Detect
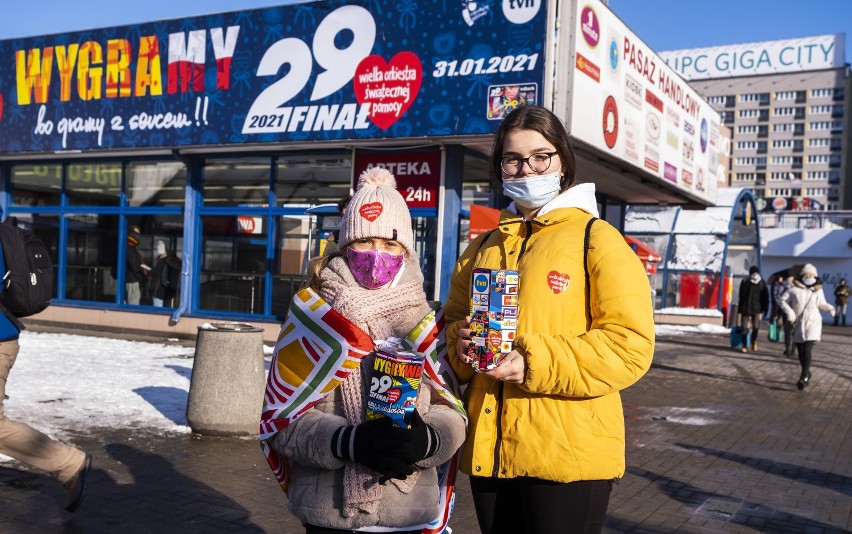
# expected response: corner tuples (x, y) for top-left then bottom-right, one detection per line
(779, 280), (835, 343)
(270, 255), (466, 531)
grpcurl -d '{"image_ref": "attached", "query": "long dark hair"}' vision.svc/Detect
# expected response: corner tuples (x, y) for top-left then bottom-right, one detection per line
(490, 105), (577, 192)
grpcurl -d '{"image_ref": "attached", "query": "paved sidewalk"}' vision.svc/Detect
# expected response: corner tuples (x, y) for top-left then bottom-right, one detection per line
(1, 325), (850, 533)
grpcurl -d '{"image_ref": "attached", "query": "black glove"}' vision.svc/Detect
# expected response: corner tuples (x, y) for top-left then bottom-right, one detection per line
(330, 411), (441, 483)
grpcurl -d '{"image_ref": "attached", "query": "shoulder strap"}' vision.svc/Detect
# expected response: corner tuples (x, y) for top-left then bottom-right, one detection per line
(584, 217), (598, 326)
(584, 217), (598, 292)
(473, 229), (497, 257)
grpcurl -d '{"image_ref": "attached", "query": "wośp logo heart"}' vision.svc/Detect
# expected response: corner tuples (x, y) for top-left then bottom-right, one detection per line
(385, 388), (401, 404)
(359, 202), (383, 221)
(547, 271), (570, 294)
(353, 51), (422, 130)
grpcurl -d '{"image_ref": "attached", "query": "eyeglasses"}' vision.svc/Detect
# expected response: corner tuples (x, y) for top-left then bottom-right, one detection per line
(500, 151), (558, 176)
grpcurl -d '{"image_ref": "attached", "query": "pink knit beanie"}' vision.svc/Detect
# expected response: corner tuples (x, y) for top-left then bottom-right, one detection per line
(338, 167), (414, 254)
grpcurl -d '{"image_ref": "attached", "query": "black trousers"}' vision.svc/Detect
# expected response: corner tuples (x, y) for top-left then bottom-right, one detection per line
(783, 320), (795, 355)
(739, 314), (761, 346)
(795, 340), (816, 378)
(470, 476), (613, 534)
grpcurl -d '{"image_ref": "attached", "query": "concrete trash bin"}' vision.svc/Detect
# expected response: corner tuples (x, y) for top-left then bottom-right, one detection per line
(186, 322), (265, 436)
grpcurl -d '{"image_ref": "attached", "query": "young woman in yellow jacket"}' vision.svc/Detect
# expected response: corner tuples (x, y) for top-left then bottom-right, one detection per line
(444, 105), (655, 534)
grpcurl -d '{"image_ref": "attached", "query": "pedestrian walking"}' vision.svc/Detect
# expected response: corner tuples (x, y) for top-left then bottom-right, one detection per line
(737, 265), (769, 352)
(444, 105), (655, 534)
(260, 167), (466, 533)
(0, 245), (91, 513)
(834, 278), (850, 326)
(778, 263), (835, 390)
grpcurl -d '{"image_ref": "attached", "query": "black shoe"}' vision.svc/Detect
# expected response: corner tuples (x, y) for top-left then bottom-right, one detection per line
(796, 372), (812, 391)
(65, 453), (92, 513)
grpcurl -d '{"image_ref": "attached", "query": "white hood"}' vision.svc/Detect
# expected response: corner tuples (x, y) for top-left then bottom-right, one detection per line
(508, 182), (600, 218)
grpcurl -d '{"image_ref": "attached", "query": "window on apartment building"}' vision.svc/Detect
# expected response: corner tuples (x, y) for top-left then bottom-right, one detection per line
(770, 172), (800, 181)
(773, 123), (794, 132)
(707, 95), (727, 105)
(738, 109), (760, 118)
(808, 138), (830, 148)
(737, 125), (759, 134)
(772, 140), (793, 149)
(808, 155), (830, 164)
(809, 121), (842, 131)
(740, 93), (769, 103)
(811, 88), (834, 98)
(805, 171), (840, 181)
(768, 188), (793, 197)
(774, 107), (796, 116)
(810, 105), (833, 114)
(734, 157), (766, 166)
(775, 91), (796, 100)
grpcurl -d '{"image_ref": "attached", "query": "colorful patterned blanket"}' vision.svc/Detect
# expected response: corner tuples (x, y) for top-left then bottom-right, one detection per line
(260, 287), (465, 534)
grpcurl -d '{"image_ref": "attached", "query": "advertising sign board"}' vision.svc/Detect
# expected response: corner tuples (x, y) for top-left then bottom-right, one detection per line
(0, 0), (548, 154)
(352, 150), (442, 210)
(659, 34), (845, 81)
(566, 2), (720, 204)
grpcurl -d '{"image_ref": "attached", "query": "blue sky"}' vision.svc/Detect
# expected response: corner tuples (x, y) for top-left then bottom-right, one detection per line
(0, 0), (850, 59)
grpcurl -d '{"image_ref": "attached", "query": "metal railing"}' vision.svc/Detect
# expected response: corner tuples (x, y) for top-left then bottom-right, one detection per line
(759, 211), (852, 229)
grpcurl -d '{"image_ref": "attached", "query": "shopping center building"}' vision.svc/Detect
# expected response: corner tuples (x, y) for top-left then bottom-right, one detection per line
(660, 34), (852, 212)
(0, 1), (726, 340)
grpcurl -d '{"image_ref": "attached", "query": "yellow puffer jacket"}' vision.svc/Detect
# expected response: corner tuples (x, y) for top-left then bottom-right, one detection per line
(445, 207), (654, 482)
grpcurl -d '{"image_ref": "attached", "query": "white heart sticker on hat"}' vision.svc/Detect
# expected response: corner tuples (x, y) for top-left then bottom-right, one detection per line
(359, 202), (383, 221)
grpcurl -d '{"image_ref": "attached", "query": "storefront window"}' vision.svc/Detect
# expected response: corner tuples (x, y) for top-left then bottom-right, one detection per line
(11, 164), (62, 206)
(127, 215), (185, 307)
(199, 214), (268, 314)
(65, 213), (119, 303)
(127, 161), (187, 207)
(203, 159), (270, 207)
(458, 151), (495, 253)
(67, 162), (122, 206)
(272, 215), (311, 316)
(276, 152), (352, 207)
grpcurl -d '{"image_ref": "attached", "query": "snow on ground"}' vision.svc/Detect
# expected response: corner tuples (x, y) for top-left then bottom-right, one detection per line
(1, 321), (724, 459)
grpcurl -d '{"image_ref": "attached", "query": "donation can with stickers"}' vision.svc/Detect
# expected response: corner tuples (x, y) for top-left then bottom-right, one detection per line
(468, 268), (519, 370)
(365, 346), (424, 428)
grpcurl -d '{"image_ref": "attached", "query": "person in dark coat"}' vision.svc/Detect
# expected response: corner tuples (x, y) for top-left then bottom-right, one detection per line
(834, 278), (850, 326)
(738, 265), (769, 352)
(149, 240), (182, 308)
(124, 226), (149, 305)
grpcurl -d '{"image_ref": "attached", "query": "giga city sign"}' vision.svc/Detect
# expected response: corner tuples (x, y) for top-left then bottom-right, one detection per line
(658, 34), (845, 81)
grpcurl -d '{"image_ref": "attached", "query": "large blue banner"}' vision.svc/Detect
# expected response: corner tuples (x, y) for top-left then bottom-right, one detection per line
(0, 0), (548, 154)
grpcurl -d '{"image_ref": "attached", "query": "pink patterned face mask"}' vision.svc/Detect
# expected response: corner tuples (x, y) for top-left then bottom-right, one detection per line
(346, 247), (405, 289)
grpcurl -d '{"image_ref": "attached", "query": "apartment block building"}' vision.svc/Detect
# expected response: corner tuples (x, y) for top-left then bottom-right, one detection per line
(661, 35), (851, 210)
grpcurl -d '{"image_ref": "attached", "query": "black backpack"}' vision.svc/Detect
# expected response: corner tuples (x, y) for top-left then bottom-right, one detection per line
(160, 258), (180, 290)
(0, 220), (54, 322)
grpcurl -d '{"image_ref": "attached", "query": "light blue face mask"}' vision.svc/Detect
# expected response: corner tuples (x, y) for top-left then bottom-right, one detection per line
(502, 171), (561, 210)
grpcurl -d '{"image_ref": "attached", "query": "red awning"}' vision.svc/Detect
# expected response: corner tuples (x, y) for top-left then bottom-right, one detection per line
(625, 236), (662, 263)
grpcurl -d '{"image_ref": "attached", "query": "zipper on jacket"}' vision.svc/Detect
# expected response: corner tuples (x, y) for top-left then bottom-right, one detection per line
(490, 220), (531, 476)
(517, 221), (533, 262)
(491, 382), (505, 477)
